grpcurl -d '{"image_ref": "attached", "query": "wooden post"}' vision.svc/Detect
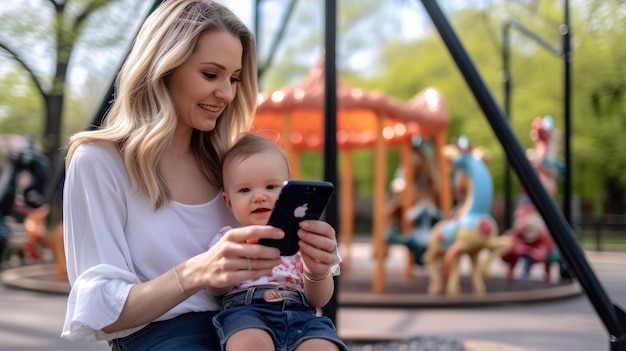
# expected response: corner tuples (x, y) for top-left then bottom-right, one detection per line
(400, 139), (415, 279)
(373, 115), (388, 294)
(281, 112), (300, 179)
(435, 130), (452, 218)
(339, 150), (354, 271)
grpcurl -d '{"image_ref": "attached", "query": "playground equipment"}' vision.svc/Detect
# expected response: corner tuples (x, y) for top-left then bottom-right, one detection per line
(252, 59), (452, 294)
(501, 115), (563, 284)
(423, 136), (511, 297)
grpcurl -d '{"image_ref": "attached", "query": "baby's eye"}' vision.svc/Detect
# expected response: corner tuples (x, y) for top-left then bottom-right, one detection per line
(266, 184), (281, 191)
(237, 187), (251, 193)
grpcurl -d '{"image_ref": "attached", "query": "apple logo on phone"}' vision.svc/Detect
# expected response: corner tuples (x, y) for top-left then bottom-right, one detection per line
(294, 203), (308, 218)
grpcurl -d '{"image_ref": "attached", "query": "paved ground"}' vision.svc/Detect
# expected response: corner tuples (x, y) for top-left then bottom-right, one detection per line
(339, 244), (626, 351)
(0, 242), (624, 351)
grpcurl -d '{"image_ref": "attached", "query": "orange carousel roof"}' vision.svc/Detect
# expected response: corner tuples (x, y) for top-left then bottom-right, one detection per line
(252, 61), (450, 151)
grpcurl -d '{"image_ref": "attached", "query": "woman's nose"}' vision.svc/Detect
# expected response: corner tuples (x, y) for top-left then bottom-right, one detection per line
(214, 79), (235, 103)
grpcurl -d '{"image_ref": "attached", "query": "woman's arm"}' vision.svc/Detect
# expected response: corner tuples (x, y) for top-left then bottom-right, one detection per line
(104, 225), (285, 333)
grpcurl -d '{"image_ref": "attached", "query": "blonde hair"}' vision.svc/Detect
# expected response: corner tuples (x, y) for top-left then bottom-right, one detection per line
(221, 133), (291, 189)
(66, 0), (258, 209)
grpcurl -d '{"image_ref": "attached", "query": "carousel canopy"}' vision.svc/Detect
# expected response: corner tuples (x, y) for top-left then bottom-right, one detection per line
(252, 60), (450, 151)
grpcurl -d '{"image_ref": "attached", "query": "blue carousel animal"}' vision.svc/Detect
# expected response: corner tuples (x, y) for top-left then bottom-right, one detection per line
(423, 136), (511, 297)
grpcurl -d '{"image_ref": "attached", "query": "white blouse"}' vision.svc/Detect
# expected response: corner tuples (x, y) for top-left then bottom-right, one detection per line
(61, 142), (239, 342)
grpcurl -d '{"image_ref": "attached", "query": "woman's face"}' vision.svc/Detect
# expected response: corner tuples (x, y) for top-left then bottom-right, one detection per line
(168, 30), (243, 134)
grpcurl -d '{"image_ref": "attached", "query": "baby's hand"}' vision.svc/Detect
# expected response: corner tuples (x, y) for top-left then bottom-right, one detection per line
(297, 220), (338, 279)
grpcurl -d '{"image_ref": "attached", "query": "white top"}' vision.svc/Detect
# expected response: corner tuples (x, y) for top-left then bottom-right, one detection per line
(211, 226), (341, 295)
(61, 142), (239, 342)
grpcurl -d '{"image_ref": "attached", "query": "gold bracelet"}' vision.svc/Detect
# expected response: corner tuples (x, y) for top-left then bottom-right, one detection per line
(173, 265), (189, 296)
(304, 270), (332, 282)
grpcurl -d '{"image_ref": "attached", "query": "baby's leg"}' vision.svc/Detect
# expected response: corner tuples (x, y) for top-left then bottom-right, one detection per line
(226, 328), (273, 351)
(296, 338), (340, 351)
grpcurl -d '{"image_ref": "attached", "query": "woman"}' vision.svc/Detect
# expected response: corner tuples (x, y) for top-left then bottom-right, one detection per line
(61, 1), (340, 350)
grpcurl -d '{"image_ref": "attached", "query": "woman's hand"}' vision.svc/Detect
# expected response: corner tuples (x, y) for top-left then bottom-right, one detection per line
(192, 225), (283, 296)
(297, 220), (338, 280)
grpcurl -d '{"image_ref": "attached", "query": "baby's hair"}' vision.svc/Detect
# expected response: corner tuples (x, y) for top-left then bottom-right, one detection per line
(220, 133), (291, 188)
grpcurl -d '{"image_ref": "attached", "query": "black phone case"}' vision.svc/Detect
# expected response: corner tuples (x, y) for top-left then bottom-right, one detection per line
(258, 180), (334, 256)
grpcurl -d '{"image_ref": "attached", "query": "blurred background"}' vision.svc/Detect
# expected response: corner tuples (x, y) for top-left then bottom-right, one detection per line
(1, 0), (625, 251)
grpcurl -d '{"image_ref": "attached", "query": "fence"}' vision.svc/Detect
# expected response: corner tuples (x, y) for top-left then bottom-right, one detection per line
(575, 214), (626, 252)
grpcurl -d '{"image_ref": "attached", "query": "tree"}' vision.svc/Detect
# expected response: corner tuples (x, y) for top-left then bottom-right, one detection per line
(570, 0), (626, 213)
(0, 70), (43, 136)
(0, 0), (144, 168)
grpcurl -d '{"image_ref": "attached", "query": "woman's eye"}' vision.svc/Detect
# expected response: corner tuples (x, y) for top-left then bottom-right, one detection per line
(230, 77), (241, 83)
(203, 72), (217, 80)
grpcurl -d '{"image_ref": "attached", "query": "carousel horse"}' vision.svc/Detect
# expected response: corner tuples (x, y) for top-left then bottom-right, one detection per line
(501, 115), (564, 283)
(423, 136), (511, 297)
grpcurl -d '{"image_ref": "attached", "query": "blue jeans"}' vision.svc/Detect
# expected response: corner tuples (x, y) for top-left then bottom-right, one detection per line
(213, 286), (348, 351)
(108, 311), (220, 351)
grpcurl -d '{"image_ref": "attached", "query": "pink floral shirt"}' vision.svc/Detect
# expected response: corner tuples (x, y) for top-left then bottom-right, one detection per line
(211, 226), (341, 294)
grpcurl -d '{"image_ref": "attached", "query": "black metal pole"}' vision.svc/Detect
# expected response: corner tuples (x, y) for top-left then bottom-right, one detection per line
(419, 1), (626, 348)
(500, 6), (574, 279)
(502, 22), (513, 230)
(254, 0), (261, 82)
(321, 0), (338, 324)
(254, 0), (260, 47)
(562, 0), (572, 225)
(500, 18), (561, 231)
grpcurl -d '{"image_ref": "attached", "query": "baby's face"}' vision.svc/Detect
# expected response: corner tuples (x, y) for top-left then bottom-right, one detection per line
(222, 150), (289, 226)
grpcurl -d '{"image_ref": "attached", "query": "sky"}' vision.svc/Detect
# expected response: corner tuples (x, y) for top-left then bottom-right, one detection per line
(215, 0), (432, 74)
(217, 0), (429, 41)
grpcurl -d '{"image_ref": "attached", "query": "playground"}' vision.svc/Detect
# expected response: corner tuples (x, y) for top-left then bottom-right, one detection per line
(2, 239), (625, 351)
(1, 1), (625, 350)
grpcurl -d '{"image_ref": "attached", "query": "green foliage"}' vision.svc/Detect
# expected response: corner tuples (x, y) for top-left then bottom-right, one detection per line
(0, 70), (44, 138)
(3, 0), (626, 215)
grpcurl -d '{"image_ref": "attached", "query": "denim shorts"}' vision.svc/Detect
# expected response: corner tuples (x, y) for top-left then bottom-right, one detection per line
(213, 286), (348, 351)
(108, 311), (220, 351)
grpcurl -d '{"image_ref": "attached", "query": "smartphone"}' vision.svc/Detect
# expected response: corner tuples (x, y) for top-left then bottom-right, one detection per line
(258, 180), (334, 256)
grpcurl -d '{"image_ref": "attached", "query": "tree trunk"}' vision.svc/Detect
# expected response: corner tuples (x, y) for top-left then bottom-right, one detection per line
(605, 177), (625, 214)
(44, 93), (64, 170)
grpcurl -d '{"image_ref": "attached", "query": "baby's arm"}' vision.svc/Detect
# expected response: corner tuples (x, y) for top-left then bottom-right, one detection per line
(297, 220), (340, 308)
(303, 269), (335, 308)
